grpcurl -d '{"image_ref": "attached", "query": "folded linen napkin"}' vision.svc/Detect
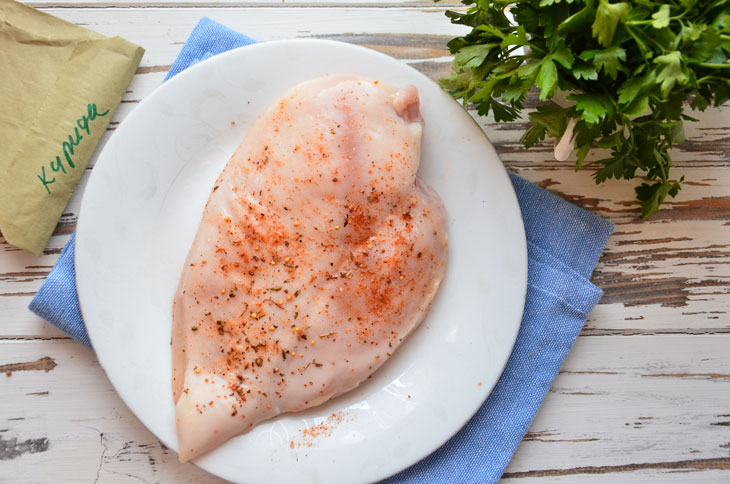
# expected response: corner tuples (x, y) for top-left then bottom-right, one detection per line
(30, 17), (613, 483)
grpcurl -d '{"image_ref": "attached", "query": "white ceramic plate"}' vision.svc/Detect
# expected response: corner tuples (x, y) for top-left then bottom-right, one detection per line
(76, 39), (527, 484)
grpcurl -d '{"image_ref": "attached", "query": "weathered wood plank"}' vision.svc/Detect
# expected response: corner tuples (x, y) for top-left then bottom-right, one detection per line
(28, 0), (465, 7)
(0, 336), (728, 482)
(502, 464), (730, 483)
(37, 7), (467, 69)
(503, 334), (730, 481)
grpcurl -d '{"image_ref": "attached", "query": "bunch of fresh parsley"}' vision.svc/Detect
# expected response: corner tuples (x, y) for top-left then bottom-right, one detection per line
(440, 0), (730, 217)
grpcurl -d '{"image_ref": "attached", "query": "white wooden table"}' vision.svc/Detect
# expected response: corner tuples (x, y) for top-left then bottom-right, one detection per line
(1, 1), (729, 482)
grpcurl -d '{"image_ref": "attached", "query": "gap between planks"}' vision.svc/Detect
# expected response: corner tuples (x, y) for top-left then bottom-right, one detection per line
(1, 331), (729, 342)
(502, 457), (730, 479)
(32, 2), (464, 9)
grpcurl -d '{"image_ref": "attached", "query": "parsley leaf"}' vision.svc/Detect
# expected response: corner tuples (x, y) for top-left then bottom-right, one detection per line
(654, 51), (688, 97)
(623, 94), (649, 117)
(536, 58), (558, 100)
(651, 5), (671, 29)
(523, 104), (570, 147)
(551, 48), (575, 69)
(454, 44), (493, 69)
(567, 92), (614, 124)
(592, 0), (630, 47)
(580, 46), (627, 79)
(501, 25), (529, 48)
(617, 71), (655, 106)
(636, 180), (682, 219)
(512, 3), (540, 32)
(573, 61), (599, 80)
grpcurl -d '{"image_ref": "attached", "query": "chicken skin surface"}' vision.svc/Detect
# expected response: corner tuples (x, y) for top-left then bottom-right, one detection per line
(172, 75), (448, 461)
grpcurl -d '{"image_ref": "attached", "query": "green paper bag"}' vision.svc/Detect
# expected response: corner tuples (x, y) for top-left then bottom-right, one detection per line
(0, 0), (144, 256)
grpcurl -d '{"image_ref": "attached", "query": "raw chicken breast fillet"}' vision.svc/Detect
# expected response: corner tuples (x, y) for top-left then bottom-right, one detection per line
(172, 75), (448, 461)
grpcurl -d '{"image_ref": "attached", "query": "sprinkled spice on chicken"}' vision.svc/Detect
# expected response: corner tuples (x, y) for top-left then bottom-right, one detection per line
(171, 75), (448, 462)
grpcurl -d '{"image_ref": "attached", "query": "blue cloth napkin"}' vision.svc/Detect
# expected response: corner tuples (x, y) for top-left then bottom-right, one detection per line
(30, 17), (613, 483)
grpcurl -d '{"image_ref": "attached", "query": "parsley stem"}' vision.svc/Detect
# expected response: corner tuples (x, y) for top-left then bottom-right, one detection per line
(528, 44), (547, 55)
(695, 63), (730, 69)
(697, 75), (727, 83)
(625, 25), (651, 60)
(656, 144), (669, 182)
(626, 24), (666, 54)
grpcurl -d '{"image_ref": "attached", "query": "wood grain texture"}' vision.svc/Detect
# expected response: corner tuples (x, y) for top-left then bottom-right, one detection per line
(0, 337), (728, 482)
(0, 3), (728, 483)
(27, 0), (466, 6)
